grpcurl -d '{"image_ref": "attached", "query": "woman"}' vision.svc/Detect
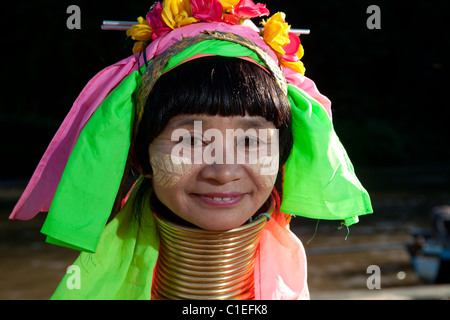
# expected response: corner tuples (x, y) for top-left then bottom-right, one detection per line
(10, 0), (372, 299)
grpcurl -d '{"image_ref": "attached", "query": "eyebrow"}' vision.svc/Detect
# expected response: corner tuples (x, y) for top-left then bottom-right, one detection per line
(168, 116), (202, 129)
(235, 118), (274, 130)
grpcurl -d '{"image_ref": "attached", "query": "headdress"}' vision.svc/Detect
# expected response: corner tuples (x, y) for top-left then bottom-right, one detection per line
(10, 0), (372, 254)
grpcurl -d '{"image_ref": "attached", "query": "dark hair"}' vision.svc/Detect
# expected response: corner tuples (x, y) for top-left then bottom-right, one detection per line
(133, 56), (293, 175)
(129, 56), (293, 222)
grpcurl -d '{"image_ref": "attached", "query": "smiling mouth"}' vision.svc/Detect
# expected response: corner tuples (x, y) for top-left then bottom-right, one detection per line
(193, 193), (246, 206)
(210, 195), (241, 202)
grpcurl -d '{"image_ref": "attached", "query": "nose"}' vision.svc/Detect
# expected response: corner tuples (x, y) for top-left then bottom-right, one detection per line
(199, 163), (244, 185)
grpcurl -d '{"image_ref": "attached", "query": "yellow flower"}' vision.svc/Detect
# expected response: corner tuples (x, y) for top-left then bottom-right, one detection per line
(219, 0), (240, 11)
(296, 43), (304, 60)
(281, 59), (306, 75)
(261, 12), (290, 56)
(126, 17), (153, 54)
(131, 41), (146, 54)
(126, 16), (153, 41)
(161, 0), (198, 29)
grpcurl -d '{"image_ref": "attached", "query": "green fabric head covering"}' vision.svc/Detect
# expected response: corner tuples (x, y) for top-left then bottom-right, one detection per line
(281, 85), (372, 226)
(41, 32), (372, 254)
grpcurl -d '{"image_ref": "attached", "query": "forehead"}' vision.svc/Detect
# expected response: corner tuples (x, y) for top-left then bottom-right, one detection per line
(164, 114), (276, 131)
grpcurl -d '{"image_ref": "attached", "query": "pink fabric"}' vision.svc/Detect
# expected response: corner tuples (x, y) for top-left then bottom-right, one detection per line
(10, 21), (331, 221)
(10, 55), (140, 220)
(283, 67), (332, 119)
(254, 206), (309, 299)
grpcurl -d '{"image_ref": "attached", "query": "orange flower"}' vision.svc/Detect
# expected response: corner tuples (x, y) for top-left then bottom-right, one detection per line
(280, 59), (306, 75)
(261, 12), (290, 56)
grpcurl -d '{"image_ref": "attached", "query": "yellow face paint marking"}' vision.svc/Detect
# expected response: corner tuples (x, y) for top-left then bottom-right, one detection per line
(150, 153), (192, 189)
(252, 155), (278, 188)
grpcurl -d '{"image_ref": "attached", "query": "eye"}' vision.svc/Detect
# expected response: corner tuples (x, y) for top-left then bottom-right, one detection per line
(190, 136), (203, 147)
(179, 134), (203, 147)
(237, 136), (260, 149)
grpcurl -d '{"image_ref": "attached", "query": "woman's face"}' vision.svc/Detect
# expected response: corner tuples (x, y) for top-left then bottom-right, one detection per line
(148, 114), (279, 230)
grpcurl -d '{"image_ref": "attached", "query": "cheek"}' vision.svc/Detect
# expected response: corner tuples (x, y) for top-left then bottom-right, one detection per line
(150, 152), (192, 190)
(251, 155), (279, 188)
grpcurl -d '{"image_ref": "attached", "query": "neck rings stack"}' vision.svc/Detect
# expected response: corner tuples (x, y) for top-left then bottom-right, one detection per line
(151, 212), (269, 300)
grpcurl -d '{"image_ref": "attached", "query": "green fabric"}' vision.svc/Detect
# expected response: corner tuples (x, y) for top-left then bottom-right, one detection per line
(280, 85), (373, 226)
(164, 39), (267, 70)
(51, 177), (160, 300)
(41, 70), (141, 253)
(41, 38), (372, 255)
(40, 41), (270, 254)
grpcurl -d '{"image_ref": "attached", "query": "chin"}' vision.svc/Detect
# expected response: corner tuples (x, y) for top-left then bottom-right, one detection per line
(192, 214), (250, 231)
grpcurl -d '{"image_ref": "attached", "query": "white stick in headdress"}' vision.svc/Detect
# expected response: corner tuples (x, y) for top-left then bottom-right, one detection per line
(101, 20), (310, 35)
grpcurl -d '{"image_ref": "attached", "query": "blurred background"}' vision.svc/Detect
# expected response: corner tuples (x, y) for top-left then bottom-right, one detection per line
(1, 0), (449, 299)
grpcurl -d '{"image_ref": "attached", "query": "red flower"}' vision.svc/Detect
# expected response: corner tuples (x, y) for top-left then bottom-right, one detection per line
(147, 2), (171, 40)
(223, 13), (240, 24)
(281, 32), (301, 62)
(279, 32), (306, 75)
(191, 0), (223, 22)
(233, 0), (269, 20)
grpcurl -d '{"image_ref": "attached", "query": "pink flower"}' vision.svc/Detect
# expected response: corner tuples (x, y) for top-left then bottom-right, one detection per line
(281, 32), (301, 62)
(233, 0), (269, 20)
(147, 2), (171, 40)
(191, 0), (223, 22)
(279, 32), (306, 75)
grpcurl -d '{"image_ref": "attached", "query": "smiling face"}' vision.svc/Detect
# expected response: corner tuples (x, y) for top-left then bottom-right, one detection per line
(148, 114), (279, 230)
(132, 57), (293, 229)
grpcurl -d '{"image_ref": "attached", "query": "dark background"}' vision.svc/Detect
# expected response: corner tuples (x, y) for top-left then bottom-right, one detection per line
(1, 0), (449, 190)
(1, 0), (449, 299)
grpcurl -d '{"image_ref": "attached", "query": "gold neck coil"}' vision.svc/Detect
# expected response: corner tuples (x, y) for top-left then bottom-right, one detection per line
(151, 213), (269, 300)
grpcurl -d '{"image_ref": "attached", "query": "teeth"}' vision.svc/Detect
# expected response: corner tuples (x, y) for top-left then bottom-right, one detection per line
(212, 197), (232, 202)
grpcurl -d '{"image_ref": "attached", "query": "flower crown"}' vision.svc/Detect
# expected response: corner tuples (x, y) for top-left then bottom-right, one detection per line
(127, 0), (305, 74)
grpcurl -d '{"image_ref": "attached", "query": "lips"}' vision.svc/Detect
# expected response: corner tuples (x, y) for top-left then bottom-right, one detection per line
(210, 196), (234, 202)
(193, 193), (246, 207)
